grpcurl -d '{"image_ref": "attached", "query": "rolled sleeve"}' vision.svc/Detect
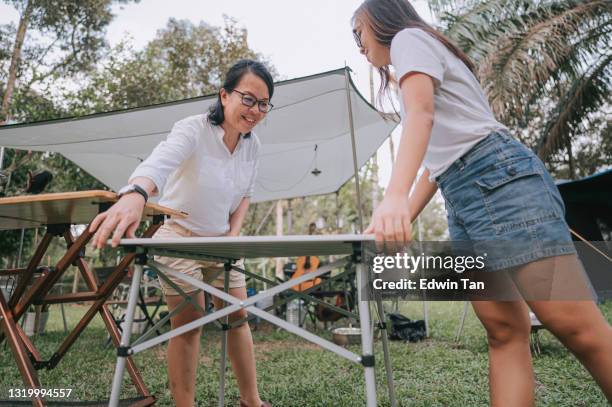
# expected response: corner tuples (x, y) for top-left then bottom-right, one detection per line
(391, 29), (446, 87)
(129, 118), (198, 193)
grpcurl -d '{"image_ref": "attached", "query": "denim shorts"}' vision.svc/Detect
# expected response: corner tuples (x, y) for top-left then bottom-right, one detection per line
(435, 130), (576, 271)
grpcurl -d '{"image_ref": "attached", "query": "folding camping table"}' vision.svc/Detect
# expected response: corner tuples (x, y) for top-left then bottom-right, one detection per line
(0, 190), (185, 407)
(110, 234), (397, 407)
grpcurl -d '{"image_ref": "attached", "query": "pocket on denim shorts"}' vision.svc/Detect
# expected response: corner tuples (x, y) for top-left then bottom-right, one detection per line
(475, 156), (561, 235)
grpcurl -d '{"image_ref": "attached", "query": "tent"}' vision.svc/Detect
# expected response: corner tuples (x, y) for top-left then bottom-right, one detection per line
(557, 168), (612, 241)
(557, 169), (612, 299)
(0, 68), (396, 205)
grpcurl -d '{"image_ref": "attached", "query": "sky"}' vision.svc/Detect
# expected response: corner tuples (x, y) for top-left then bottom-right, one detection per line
(0, 0), (436, 186)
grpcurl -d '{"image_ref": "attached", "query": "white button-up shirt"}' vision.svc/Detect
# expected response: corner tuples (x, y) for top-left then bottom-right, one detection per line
(129, 113), (260, 236)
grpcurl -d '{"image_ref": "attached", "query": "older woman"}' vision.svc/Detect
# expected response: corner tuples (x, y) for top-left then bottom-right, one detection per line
(91, 59), (273, 407)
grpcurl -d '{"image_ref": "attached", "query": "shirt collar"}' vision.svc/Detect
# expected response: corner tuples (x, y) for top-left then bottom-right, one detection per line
(211, 122), (249, 156)
(210, 122), (250, 140)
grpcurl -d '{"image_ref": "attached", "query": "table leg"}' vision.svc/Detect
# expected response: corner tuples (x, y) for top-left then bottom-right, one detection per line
(109, 262), (144, 407)
(423, 300), (430, 338)
(455, 301), (470, 343)
(0, 288), (44, 407)
(8, 233), (53, 309)
(62, 234), (152, 397)
(375, 294), (397, 407)
(356, 262), (377, 407)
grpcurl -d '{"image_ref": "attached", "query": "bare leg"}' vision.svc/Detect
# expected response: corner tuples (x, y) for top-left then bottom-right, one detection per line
(471, 300), (534, 407)
(166, 291), (205, 407)
(514, 254), (612, 403)
(528, 299), (612, 403)
(213, 287), (263, 407)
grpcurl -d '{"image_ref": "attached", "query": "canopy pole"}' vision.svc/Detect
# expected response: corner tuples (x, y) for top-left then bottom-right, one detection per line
(335, 191), (340, 231)
(369, 66), (379, 211)
(254, 201), (276, 235)
(344, 68), (365, 233)
(287, 199), (293, 234)
(275, 200), (284, 279)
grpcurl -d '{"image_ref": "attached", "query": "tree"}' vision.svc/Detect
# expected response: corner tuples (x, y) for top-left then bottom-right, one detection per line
(0, 0), (138, 124)
(429, 0), (612, 178)
(0, 0), (135, 268)
(0, 0), (135, 194)
(68, 17), (277, 114)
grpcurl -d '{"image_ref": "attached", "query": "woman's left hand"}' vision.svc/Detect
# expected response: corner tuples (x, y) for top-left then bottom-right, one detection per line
(364, 193), (412, 252)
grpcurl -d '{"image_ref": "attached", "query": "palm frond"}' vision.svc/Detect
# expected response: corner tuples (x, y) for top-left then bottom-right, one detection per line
(522, 19), (612, 114)
(440, 0), (546, 59)
(537, 51), (612, 158)
(477, 0), (610, 121)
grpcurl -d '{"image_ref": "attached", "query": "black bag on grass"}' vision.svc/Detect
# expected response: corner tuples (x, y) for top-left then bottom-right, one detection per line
(388, 312), (426, 342)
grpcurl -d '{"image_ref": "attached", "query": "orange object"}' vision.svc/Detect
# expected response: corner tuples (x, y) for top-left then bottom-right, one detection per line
(291, 256), (322, 291)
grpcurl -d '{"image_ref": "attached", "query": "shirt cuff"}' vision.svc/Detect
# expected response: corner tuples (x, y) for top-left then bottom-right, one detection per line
(128, 171), (163, 195)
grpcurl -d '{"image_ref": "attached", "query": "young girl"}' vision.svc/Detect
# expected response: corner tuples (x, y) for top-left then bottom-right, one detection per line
(353, 0), (612, 405)
(90, 60), (272, 407)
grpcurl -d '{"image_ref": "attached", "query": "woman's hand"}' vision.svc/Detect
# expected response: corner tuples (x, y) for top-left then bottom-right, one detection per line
(363, 73), (434, 252)
(90, 193), (146, 249)
(364, 192), (412, 252)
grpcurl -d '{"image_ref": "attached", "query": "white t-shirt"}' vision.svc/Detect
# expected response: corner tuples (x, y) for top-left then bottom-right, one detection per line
(390, 28), (507, 180)
(129, 113), (260, 235)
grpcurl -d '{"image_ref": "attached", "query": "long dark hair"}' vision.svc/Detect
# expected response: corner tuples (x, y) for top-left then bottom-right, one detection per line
(208, 59), (274, 134)
(353, 0), (475, 105)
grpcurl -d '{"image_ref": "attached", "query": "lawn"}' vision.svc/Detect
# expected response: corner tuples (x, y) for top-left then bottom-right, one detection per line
(1, 301), (610, 406)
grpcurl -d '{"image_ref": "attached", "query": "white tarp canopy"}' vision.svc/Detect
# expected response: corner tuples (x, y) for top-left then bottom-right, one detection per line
(0, 68), (396, 203)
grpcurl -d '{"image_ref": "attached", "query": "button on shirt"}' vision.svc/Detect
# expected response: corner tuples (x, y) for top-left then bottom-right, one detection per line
(129, 113), (260, 236)
(390, 28), (508, 181)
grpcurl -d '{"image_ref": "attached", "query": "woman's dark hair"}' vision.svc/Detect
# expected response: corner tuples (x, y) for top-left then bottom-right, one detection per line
(208, 59), (274, 132)
(353, 0), (476, 105)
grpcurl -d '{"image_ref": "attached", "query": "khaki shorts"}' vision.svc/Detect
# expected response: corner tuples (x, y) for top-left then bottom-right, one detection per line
(152, 222), (246, 296)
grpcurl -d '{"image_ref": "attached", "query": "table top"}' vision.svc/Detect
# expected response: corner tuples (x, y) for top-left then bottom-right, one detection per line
(118, 234), (376, 259)
(0, 190), (186, 230)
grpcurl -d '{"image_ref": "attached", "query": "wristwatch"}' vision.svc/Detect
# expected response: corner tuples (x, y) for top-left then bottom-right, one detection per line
(117, 184), (148, 203)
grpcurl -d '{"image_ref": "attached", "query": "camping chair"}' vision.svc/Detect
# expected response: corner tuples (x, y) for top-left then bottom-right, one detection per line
(275, 260), (357, 329)
(455, 302), (547, 356)
(311, 263), (357, 328)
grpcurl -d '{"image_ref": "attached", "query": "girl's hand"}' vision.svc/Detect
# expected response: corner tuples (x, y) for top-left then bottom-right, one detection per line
(364, 193), (412, 252)
(90, 193), (146, 249)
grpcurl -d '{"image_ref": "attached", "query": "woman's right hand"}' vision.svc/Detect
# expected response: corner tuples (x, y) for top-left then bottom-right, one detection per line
(364, 192), (413, 253)
(90, 193), (146, 249)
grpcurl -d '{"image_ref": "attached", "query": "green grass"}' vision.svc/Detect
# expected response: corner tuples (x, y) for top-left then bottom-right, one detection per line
(1, 301), (610, 406)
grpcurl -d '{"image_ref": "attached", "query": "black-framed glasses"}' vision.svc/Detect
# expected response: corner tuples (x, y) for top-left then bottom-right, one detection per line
(231, 89), (274, 113)
(353, 29), (363, 49)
